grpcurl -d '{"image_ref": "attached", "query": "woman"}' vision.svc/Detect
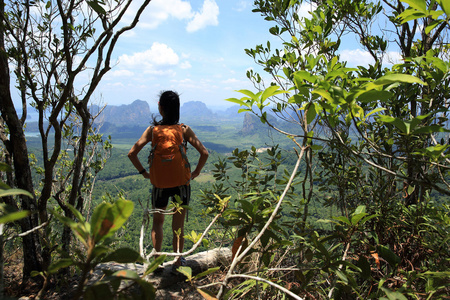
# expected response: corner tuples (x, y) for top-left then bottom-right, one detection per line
(128, 90), (208, 268)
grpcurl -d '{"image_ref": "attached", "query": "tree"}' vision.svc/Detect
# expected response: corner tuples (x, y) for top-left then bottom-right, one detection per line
(217, 0), (449, 298)
(0, 0), (152, 280)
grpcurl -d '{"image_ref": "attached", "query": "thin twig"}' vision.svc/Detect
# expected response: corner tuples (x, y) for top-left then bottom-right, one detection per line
(147, 210), (223, 260)
(227, 274), (303, 300)
(217, 146), (306, 299)
(328, 242), (351, 299)
(6, 221), (49, 241)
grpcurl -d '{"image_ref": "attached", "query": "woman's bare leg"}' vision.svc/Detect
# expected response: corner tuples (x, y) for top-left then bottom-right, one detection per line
(152, 210), (165, 253)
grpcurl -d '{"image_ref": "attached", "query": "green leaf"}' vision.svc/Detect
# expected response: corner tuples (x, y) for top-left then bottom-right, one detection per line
(176, 266), (192, 280)
(31, 271), (43, 278)
(380, 287), (408, 300)
(365, 107), (386, 119)
(357, 256), (371, 279)
(134, 278), (156, 299)
(236, 89), (259, 100)
(261, 230), (271, 248)
(0, 188), (33, 198)
(113, 269), (140, 280)
(377, 245), (401, 267)
(90, 202), (110, 238)
(84, 283), (114, 300)
(335, 270), (348, 284)
(351, 212), (369, 226)
(359, 214), (379, 225)
(438, 0), (450, 16)
(102, 247), (143, 264)
(413, 124), (450, 134)
(402, 0), (427, 12)
(239, 200), (254, 217)
(107, 198), (133, 232)
(311, 234), (331, 260)
(0, 210), (30, 224)
(91, 199), (133, 242)
(373, 74), (427, 86)
(260, 85), (287, 102)
(358, 90), (392, 104)
(144, 255), (167, 276)
(333, 216), (351, 226)
(425, 19), (443, 34)
(92, 245), (110, 258)
(0, 163), (12, 172)
(194, 267), (220, 280)
(306, 103), (317, 124)
(237, 108), (252, 113)
(67, 204), (85, 223)
(47, 258), (73, 274)
(353, 205), (366, 215)
(378, 115), (408, 134)
(87, 1), (106, 15)
(225, 97), (246, 107)
(398, 9), (427, 22)
(51, 210), (89, 246)
(312, 89), (334, 103)
(294, 70), (317, 84)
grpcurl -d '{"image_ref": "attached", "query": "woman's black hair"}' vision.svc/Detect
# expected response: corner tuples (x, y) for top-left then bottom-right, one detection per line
(152, 90), (180, 126)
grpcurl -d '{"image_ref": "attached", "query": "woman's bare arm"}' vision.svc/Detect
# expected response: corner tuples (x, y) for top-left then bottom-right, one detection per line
(128, 126), (152, 178)
(183, 125), (209, 180)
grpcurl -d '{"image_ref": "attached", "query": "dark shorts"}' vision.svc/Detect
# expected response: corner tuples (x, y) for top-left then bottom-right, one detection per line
(151, 185), (190, 209)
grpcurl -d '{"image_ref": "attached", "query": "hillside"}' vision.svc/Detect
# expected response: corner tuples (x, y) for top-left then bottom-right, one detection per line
(91, 99), (152, 126)
(23, 100), (299, 152)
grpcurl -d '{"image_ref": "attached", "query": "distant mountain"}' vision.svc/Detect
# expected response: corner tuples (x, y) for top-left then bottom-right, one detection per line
(92, 99), (152, 126)
(240, 112), (280, 136)
(217, 105), (245, 120)
(180, 101), (216, 122)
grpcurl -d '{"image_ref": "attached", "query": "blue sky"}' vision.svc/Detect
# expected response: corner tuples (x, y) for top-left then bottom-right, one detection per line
(10, 0), (404, 113)
(95, 0), (276, 111)
(88, 0), (400, 111)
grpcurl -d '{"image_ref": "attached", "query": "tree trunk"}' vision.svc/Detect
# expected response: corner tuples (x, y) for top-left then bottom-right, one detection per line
(91, 247), (232, 290)
(0, 3), (43, 277)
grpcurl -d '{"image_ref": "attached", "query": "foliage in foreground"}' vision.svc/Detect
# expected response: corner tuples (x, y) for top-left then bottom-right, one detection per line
(2, 0), (450, 299)
(33, 197), (162, 300)
(181, 0), (450, 298)
(194, 147), (450, 299)
(0, 0), (152, 279)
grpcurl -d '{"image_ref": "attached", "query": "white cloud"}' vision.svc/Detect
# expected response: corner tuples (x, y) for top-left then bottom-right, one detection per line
(186, 0), (219, 33)
(123, 0), (219, 32)
(384, 51), (403, 65)
(222, 78), (240, 84)
(109, 70), (134, 77)
(180, 61), (192, 69)
(340, 49), (403, 67)
(110, 82), (125, 87)
(297, 2), (317, 20)
(234, 0), (249, 12)
(131, 0), (193, 29)
(339, 49), (374, 66)
(118, 42), (179, 74)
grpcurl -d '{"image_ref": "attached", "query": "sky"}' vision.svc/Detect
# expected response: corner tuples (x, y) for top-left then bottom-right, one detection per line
(13, 0), (401, 112)
(98, 0), (403, 112)
(94, 0), (277, 111)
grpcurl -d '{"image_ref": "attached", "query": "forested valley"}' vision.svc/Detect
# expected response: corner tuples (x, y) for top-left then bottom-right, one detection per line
(24, 116), (330, 254)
